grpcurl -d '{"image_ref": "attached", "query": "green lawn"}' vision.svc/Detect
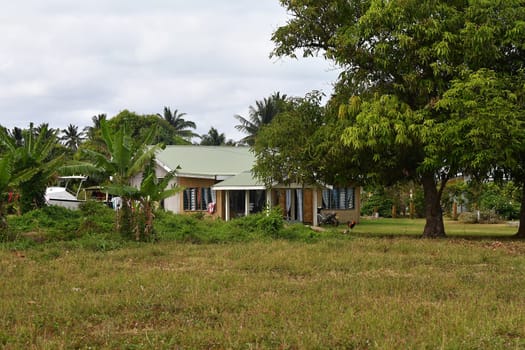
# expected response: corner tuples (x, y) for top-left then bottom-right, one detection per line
(2, 221), (525, 349)
(351, 217), (518, 237)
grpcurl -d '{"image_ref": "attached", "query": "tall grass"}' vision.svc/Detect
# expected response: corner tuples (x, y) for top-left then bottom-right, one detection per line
(1, 210), (524, 348)
(1, 238), (525, 348)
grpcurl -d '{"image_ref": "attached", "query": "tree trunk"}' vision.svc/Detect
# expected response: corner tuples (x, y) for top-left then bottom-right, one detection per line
(421, 174), (446, 238)
(515, 183), (525, 238)
(144, 201), (154, 239)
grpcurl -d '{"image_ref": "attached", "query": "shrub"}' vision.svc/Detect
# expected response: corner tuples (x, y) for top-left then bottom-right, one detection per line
(256, 207), (284, 237)
(361, 194), (393, 218)
(4, 202), (117, 243)
(78, 201), (115, 235)
(457, 212), (478, 224)
(458, 210), (503, 224)
(479, 192), (520, 220)
(8, 206), (82, 240)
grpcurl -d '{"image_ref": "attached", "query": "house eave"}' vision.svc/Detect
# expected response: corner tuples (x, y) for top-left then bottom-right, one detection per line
(212, 185), (267, 191)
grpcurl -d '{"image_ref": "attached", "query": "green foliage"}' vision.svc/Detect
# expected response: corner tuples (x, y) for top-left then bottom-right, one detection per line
(436, 69), (524, 180)
(226, 207), (285, 238)
(360, 184), (425, 218)
(200, 127), (235, 146)
(253, 91), (341, 186)
(155, 210), (319, 244)
(458, 211), (502, 225)
(0, 124), (63, 214)
(256, 207), (284, 237)
(361, 192), (393, 218)
(7, 206), (82, 240)
(234, 92), (288, 146)
(0, 155), (14, 233)
(157, 107), (198, 142)
(109, 109), (190, 145)
(478, 182), (521, 220)
(443, 180), (520, 220)
(272, 0), (525, 237)
(77, 201), (115, 235)
(3, 202), (115, 243)
(81, 119), (166, 240)
(60, 124), (85, 151)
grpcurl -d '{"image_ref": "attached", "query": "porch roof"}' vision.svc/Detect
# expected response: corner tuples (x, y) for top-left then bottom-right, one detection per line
(212, 171), (266, 191)
(156, 146), (254, 178)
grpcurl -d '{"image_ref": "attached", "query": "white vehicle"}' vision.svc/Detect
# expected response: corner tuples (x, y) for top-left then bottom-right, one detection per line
(45, 176), (89, 210)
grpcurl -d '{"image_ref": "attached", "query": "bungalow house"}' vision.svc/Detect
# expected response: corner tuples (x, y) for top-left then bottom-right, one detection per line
(146, 145), (360, 226)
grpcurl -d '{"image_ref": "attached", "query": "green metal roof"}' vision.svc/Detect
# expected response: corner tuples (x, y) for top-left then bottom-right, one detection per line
(212, 171), (266, 190)
(156, 146), (254, 178)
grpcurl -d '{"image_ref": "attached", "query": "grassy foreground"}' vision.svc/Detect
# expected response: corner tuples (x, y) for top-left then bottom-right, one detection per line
(2, 228), (525, 348)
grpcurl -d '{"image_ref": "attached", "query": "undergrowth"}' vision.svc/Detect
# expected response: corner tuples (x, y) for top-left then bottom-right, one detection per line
(1, 204), (335, 250)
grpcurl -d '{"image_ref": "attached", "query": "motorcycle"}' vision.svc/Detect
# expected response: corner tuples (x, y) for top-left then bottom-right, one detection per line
(317, 211), (339, 226)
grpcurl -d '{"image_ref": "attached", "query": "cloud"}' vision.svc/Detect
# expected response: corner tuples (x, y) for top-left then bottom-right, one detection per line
(0, 1), (340, 140)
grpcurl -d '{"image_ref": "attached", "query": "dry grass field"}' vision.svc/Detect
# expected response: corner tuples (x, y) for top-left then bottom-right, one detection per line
(1, 217), (525, 349)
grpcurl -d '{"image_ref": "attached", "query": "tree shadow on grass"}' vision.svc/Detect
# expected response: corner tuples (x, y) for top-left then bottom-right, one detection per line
(347, 230), (521, 241)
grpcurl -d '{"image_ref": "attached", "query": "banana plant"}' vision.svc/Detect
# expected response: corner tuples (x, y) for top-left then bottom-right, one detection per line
(81, 119), (166, 239)
(0, 154), (38, 232)
(0, 124), (63, 213)
(104, 168), (181, 241)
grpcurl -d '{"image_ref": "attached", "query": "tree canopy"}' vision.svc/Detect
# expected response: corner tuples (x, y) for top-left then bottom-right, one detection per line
(271, 0), (525, 237)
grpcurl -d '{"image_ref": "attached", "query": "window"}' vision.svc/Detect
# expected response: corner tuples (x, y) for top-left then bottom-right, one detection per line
(249, 190), (266, 214)
(322, 187), (355, 210)
(183, 187), (213, 211)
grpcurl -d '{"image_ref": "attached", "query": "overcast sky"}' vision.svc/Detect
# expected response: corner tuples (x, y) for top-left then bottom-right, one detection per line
(0, 1), (340, 141)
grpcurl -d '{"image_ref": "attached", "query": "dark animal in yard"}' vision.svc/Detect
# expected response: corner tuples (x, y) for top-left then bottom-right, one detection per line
(344, 220), (357, 234)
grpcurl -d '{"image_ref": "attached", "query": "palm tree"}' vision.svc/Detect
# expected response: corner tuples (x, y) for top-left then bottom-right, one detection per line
(83, 114), (107, 140)
(158, 107), (199, 140)
(234, 92), (288, 146)
(200, 127), (226, 146)
(60, 124), (85, 151)
(8, 127), (24, 147)
(81, 114), (107, 154)
(34, 123), (58, 142)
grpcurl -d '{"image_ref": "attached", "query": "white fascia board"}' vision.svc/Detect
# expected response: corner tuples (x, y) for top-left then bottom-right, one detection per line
(177, 173), (239, 180)
(155, 159), (173, 173)
(176, 173), (216, 180)
(212, 185), (267, 191)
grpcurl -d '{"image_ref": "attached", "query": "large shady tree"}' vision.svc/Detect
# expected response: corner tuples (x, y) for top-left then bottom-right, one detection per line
(436, 69), (525, 237)
(272, 0), (525, 237)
